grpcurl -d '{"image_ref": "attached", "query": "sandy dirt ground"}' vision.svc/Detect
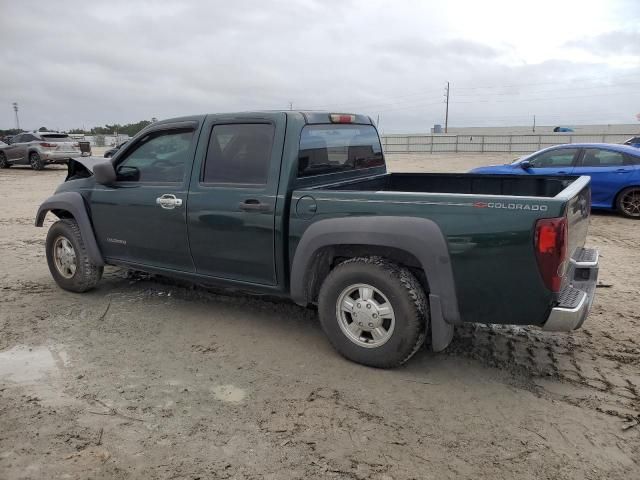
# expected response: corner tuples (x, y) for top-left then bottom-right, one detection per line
(1, 153), (639, 479)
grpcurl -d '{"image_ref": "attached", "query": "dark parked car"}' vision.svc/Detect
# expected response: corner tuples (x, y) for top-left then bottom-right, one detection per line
(470, 143), (640, 218)
(104, 141), (128, 158)
(0, 132), (80, 170)
(36, 112), (599, 368)
(623, 136), (640, 148)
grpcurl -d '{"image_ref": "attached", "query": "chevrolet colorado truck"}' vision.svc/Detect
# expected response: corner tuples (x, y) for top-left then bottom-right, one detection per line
(35, 112), (599, 368)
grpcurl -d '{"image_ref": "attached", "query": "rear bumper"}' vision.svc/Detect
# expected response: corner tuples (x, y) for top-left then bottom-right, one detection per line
(41, 151), (79, 163)
(543, 247), (599, 331)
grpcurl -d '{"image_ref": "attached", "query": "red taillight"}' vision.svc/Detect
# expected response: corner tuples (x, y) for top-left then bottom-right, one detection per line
(40, 142), (57, 148)
(330, 113), (355, 123)
(534, 217), (567, 293)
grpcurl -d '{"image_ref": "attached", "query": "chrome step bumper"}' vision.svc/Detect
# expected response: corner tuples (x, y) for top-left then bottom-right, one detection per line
(543, 247), (599, 332)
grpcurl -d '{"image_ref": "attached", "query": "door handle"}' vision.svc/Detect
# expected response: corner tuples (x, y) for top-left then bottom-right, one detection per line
(156, 194), (183, 209)
(238, 199), (271, 212)
(616, 169), (630, 173)
(557, 171), (568, 174)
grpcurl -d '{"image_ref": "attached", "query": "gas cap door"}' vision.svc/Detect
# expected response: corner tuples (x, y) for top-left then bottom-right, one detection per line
(295, 195), (318, 219)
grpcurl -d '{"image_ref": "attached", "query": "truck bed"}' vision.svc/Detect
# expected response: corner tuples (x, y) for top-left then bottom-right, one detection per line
(291, 173), (592, 327)
(323, 173), (575, 198)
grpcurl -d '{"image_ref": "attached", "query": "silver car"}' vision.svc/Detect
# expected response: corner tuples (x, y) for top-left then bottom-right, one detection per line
(0, 132), (81, 170)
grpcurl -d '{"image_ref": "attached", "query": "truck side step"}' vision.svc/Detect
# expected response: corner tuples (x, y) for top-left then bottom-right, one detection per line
(557, 285), (584, 310)
(572, 247), (598, 267)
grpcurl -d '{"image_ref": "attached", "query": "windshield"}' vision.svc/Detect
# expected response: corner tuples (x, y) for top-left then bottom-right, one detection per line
(298, 124), (384, 177)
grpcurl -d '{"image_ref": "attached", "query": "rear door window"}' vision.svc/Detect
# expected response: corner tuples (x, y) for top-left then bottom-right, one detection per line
(202, 123), (275, 185)
(298, 124), (383, 177)
(580, 149), (628, 167)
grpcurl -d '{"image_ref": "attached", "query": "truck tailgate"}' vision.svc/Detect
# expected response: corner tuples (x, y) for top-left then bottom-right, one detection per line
(564, 177), (591, 262)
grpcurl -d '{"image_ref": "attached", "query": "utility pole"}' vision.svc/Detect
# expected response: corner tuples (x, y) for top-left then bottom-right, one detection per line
(533, 114), (536, 133)
(444, 82), (450, 134)
(289, 102), (293, 111)
(376, 114), (380, 127)
(12, 102), (20, 130)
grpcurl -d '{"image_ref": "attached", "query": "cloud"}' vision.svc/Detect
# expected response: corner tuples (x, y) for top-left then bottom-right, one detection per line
(0, 0), (638, 132)
(565, 30), (640, 56)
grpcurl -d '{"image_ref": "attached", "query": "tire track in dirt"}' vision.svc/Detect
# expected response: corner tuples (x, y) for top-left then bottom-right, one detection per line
(447, 322), (640, 419)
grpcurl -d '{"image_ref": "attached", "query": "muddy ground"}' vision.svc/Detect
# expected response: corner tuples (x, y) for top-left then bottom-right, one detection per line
(1, 153), (639, 479)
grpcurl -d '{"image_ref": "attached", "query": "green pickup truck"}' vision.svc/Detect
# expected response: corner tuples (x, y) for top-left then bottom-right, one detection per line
(36, 111), (599, 368)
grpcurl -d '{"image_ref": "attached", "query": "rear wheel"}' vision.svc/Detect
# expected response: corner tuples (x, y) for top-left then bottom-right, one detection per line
(30, 152), (45, 170)
(0, 152), (9, 168)
(46, 219), (103, 292)
(317, 257), (428, 368)
(617, 187), (640, 218)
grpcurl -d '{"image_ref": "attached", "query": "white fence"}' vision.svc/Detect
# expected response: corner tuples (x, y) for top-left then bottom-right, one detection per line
(381, 133), (633, 154)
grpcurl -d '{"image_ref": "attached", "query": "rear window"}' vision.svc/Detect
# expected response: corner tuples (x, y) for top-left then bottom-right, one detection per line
(298, 124), (383, 177)
(41, 134), (73, 142)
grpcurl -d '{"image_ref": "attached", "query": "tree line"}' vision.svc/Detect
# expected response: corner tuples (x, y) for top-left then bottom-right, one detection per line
(0, 119), (155, 138)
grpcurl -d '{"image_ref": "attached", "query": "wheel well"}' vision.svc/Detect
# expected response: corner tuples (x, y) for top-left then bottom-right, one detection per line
(304, 244), (429, 304)
(613, 185), (640, 209)
(50, 209), (74, 220)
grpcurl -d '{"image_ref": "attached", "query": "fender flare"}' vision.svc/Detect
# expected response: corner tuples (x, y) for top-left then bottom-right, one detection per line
(290, 216), (460, 351)
(35, 191), (104, 266)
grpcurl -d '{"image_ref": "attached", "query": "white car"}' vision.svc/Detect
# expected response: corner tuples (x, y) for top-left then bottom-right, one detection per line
(0, 132), (81, 170)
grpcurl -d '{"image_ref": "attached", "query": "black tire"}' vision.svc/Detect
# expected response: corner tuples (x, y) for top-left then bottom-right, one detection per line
(46, 219), (103, 292)
(317, 256), (429, 368)
(30, 152), (45, 170)
(617, 187), (640, 218)
(0, 152), (10, 168)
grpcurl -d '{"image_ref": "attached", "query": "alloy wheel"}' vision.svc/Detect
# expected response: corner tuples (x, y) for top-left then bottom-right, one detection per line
(336, 283), (396, 348)
(53, 236), (77, 279)
(621, 189), (640, 217)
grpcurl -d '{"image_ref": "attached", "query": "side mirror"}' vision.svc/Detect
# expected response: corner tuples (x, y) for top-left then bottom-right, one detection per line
(520, 160), (532, 169)
(93, 161), (116, 185)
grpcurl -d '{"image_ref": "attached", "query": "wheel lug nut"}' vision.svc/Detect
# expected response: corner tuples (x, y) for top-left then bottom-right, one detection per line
(366, 304), (371, 309)
(357, 303), (361, 308)
(358, 322), (363, 326)
(372, 314), (378, 318)
(368, 323), (373, 327)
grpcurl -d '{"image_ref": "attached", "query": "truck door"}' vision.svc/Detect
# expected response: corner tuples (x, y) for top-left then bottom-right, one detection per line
(90, 121), (200, 272)
(187, 113), (286, 285)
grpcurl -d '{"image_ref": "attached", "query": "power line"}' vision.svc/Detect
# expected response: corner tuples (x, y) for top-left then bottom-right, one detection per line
(444, 81), (450, 133)
(451, 90), (640, 104)
(12, 102), (19, 130)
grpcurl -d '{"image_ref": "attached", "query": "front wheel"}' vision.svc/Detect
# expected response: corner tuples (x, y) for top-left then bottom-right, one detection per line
(30, 152), (45, 170)
(0, 152), (10, 168)
(46, 219), (103, 292)
(617, 187), (640, 218)
(317, 257), (429, 368)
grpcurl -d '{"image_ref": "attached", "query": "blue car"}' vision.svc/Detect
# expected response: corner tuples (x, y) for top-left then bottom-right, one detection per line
(470, 143), (640, 218)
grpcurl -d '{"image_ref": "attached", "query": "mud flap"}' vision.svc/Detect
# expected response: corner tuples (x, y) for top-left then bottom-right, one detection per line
(429, 294), (454, 352)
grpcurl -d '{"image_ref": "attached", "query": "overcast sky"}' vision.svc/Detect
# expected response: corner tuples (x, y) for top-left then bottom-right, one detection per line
(1, 0), (639, 133)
